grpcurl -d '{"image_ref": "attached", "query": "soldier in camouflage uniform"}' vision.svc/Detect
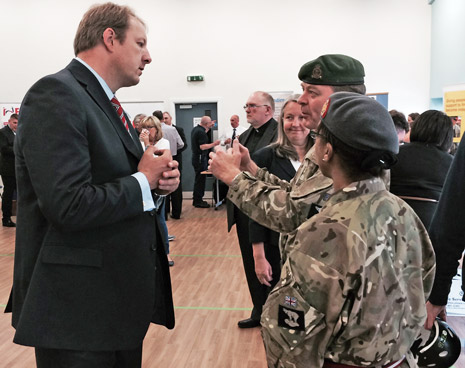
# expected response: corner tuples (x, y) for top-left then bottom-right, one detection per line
(209, 54), (366, 238)
(260, 92), (435, 368)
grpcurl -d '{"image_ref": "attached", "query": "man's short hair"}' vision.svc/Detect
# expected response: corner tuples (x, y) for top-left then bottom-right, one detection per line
(153, 110), (164, 121)
(331, 84), (367, 95)
(74, 2), (144, 55)
(9, 114), (19, 120)
(257, 91), (275, 112)
(389, 109), (409, 133)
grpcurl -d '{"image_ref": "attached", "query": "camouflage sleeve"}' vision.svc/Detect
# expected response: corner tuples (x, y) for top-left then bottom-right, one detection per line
(255, 167), (293, 189)
(227, 170), (333, 234)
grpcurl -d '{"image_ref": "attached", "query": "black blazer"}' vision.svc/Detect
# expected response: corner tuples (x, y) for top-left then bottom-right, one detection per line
(7, 59), (174, 351)
(227, 118), (278, 231)
(173, 124), (187, 170)
(0, 126), (16, 177)
(248, 145), (296, 246)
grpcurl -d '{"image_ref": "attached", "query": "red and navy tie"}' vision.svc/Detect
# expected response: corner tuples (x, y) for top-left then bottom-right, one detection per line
(111, 96), (129, 132)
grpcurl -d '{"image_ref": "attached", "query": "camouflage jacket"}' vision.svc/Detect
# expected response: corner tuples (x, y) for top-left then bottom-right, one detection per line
(261, 178), (436, 368)
(228, 147), (333, 234)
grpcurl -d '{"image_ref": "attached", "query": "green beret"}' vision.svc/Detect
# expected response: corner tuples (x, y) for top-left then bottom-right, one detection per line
(320, 92), (399, 154)
(298, 54), (365, 86)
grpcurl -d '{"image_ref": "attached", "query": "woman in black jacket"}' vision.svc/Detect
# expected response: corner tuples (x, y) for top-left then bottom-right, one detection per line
(249, 95), (312, 292)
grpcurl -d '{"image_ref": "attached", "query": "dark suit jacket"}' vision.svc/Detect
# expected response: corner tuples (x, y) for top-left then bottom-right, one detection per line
(227, 118), (278, 231)
(173, 125), (187, 170)
(248, 146), (296, 246)
(7, 59), (174, 351)
(0, 126), (16, 177)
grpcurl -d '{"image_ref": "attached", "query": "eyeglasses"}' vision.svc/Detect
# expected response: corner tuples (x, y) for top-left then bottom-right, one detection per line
(310, 130), (324, 140)
(243, 104), (269, 110)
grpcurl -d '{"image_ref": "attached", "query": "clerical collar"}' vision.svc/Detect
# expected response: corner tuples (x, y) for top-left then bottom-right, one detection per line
(254, 118), (272, 133)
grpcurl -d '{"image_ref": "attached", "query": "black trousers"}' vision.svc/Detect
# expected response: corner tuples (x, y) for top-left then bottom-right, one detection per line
(35, 345), (142, 368)
(234, 206), (281, 321)
(166, 181), (183, 218)
(192, 155), (208, 204)
(1, 175), (16, 219)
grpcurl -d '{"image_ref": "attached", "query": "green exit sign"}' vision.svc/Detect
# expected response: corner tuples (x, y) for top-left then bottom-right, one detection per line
(187, 75), (204, 82)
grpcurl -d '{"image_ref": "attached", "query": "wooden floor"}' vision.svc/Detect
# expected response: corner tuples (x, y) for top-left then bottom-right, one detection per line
(0, 200), (464, 367)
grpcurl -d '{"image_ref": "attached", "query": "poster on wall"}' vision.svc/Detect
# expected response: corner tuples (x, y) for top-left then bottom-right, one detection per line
(1, 103), (21, 126)
(269, 91), (294, 121)
(443, 84), (465, 143)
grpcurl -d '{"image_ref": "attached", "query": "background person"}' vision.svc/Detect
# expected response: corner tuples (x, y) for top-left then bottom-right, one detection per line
(226, 114), (246, 147)
(191, 115), (219, 208)
(227, 91), (278, 328)
(132, 113), (146, 137)
(260, 92), (435, 367)
(249, 95), (311, 302)
(389, 109), (409, 144)
(390, 110), (453, 228)
(425, 127), (465, 330)
(140, 116), (175, 266)
(6, 4), (179, 367)
(0, 114), (18, 227)
(163, 111), (187, 219)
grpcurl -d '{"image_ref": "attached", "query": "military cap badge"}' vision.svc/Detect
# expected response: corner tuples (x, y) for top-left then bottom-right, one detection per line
(311, 64), (323, 80)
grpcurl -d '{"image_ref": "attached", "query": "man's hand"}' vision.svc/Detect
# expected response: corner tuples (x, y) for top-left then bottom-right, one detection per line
(234, 140), (258, 175)
(253, 242), (272, 287)
(208, 142), (242, 185)
(425, 301), (447, 329)
(138, 147), (179, 194)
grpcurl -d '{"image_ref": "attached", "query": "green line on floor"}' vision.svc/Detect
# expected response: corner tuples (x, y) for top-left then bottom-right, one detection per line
(0, 304), (6, 308)
(175, 306), (252, 311)
(172, 254), (241, 258)
(0, 253), (14, 257)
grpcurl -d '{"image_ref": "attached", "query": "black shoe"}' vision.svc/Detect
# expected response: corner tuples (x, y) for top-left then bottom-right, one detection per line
(171, 214), (180, 219)
(193, 201), (210, 208)
(237, 318), (260, 329)
(2, 219), (15, 227)
(168, 260), (174, 267)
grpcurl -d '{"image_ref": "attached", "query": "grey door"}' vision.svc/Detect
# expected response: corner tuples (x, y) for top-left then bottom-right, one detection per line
(174, 102), (218, 199)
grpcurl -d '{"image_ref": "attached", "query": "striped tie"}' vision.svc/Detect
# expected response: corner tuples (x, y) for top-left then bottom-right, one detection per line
(111, 96), (129, 132)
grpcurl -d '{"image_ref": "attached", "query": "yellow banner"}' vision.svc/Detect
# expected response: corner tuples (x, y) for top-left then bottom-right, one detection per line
(444, 90), (465, 142)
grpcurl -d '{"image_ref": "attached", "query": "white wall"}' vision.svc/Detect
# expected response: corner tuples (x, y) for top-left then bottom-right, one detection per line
(430, 0), (465, 99)
(0, 0), (431, 134)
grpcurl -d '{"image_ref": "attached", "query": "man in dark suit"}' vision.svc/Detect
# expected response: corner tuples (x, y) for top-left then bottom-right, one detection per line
(0, 113), (18, 227)
(226, 91), (278, 328)
(6, 4), (180, 367)
(163, 111), (187, 219)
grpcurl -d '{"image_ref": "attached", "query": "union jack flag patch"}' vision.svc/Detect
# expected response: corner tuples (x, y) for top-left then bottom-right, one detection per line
(284, 296), (297, 308)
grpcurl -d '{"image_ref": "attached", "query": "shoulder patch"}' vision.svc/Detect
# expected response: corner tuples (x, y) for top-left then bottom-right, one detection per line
(278, 304), (305, 331)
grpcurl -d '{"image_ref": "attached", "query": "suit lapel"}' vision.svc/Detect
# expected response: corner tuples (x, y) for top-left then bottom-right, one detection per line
(67, 60), (142, 160)
(256, 118), (277, 149)
(277, 157), (296, 179)
(239, 126), (253, 146)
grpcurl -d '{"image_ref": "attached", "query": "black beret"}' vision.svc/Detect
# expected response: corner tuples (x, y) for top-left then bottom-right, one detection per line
(320, 92), (399, 154)
(298, 54), (365, 86)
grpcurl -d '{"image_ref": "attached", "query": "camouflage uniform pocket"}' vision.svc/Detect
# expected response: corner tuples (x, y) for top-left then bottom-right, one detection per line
(261, 279), (326, 358)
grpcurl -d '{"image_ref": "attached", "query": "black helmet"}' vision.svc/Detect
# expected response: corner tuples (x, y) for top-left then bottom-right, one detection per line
(411, 319), (461, 367)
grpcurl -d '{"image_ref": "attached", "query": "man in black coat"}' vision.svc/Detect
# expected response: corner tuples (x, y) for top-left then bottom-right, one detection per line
(163, 111), (187, 219)
(0, 113), (18, 227)
(6, 4), (179, 367)
(226, 91), (278, 328)
(426, 137), (465, 329)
